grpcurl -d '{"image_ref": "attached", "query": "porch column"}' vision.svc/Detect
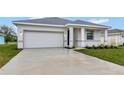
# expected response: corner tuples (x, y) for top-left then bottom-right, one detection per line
(17, 28), (23, 49)
(69, 27), (74, 48)
(81, 27), (85, 47)
(104, 29), (108, 45)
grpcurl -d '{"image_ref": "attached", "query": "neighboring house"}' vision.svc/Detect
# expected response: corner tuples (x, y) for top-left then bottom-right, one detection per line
(13, 17), (110, 49)
(0, 31), (5, 44)
(101, 29), (124, 46)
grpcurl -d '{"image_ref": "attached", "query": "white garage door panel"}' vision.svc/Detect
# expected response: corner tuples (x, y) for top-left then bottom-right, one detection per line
(24, 31), (64, 48)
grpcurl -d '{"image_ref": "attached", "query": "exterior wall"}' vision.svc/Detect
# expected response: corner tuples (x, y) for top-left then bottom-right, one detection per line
(122, 36), (124, 44)
(108, 35), (119, 46)
(84, 30), (101, 47)
(108, 34), (123, 46)
(74, 28), (81, 47)
(85, 41), (101, 47)
(74, 28), (102, 47)
(64, 28), (68, 47)
(16, 24), (107, 49)
(0, 35), (5, 44)
(16, 24), (66, 49)
(101, 33), (123, 46)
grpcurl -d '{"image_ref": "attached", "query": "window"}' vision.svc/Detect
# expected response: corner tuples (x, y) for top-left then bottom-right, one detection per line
(86, 30), (94, 40)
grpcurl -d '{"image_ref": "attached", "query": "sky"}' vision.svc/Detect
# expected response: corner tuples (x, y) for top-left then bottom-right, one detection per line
(65, 17), (124, 29)
(0, 17), (124, 30)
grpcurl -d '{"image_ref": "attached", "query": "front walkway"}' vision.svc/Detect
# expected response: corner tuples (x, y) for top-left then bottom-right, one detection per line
(0, 48), (124, 75)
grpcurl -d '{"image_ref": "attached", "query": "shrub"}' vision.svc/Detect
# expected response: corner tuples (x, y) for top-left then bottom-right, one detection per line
(85, 44), (118, 49)
(99, 44), (104, 49)
(85, 45), (89, 49)
(94, 46), (98, 49)
(104, 45), (109, 49)
(119, 45), (123, 47)
(113, 46), (118, 49)
(85, 45), (92, 49)
(109, 45), (119, 49)
(110, 45), (114, 48)
(88, 46), (92, 49)
(92, 45), (95, 49)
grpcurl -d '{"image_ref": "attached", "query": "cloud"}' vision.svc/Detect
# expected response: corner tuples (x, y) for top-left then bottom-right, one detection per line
(88, 18), (109, 24)
(29, 17), (45, 19)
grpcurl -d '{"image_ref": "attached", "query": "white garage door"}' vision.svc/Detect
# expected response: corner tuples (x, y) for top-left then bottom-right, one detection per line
(24, 31), (64, 48)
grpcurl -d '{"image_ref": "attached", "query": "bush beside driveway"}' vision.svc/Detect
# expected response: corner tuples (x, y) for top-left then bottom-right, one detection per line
(0, 44), (21, 68)
(76, 48), (124, 66)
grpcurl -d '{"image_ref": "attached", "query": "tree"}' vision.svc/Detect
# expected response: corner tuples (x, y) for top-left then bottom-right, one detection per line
(0, 25), (17, 43)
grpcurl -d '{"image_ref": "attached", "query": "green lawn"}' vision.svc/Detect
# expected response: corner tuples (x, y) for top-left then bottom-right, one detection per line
(76, 48), (124, 66)
(0, 44), (21, 68)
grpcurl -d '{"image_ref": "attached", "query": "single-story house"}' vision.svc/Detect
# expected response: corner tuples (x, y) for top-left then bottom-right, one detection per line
(101, 29), (124, 46)
(13, 17), (111, 49)
(0, 31), (5, 44)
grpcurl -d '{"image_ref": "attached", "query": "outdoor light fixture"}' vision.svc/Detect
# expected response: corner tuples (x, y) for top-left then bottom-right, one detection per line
(20, 31), (23, 35)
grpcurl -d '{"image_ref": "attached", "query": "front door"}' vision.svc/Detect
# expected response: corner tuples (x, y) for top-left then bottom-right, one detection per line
(67, 29), (70, 47)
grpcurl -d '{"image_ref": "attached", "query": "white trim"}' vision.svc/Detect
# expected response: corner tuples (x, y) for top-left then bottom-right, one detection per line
(65, 24), (110, 29)
(13, 22), (65, 27)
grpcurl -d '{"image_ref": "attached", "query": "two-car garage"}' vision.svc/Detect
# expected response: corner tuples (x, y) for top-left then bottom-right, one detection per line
(23, 31), (64, 48)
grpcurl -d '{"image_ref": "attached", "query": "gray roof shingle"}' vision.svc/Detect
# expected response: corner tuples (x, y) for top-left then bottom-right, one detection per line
(14, 17), (73, 25)
(13, 17), (109, 28)
(108, 29), (124, 33)
(73, 20), (109, 27)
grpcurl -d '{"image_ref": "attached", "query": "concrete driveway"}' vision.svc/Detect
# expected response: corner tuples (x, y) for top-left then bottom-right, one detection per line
(0, 48), (124, 75)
